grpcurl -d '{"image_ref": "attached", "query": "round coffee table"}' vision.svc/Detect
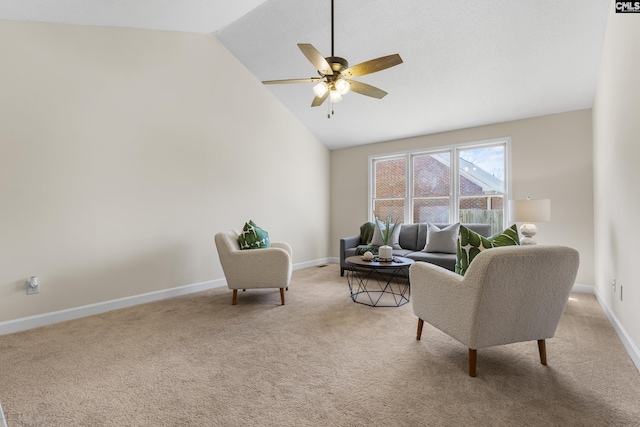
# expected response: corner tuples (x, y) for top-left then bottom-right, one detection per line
(345, 255), (414, 307)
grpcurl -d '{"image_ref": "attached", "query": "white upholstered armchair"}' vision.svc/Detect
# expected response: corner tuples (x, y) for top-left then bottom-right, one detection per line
(215, 230), (293, 305)
(409, 245), (579, 377)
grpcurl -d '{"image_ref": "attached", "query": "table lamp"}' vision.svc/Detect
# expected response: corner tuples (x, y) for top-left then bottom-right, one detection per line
(509, 197), (551, 245)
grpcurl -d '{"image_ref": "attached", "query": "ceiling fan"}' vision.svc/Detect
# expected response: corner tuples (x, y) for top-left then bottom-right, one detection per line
(262, 0), (403, 118)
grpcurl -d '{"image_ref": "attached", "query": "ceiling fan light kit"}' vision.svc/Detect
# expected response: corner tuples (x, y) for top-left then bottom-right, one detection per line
(334, 78), (350, 95)
(313, 81), (328, 98)
(262, 0), (402, 118)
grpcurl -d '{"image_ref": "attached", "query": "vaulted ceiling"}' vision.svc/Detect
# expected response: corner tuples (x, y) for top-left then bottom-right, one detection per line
(1, 0), (611, 150)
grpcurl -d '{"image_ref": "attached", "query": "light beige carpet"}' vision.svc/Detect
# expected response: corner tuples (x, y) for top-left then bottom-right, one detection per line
(1, 263), (639, 426)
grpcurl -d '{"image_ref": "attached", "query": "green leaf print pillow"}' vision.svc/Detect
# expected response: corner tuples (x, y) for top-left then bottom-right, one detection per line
(455, 224), (519, 276)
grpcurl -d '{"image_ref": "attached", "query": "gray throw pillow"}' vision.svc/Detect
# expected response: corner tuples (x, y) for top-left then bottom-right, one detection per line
(423, 223), (460, 254)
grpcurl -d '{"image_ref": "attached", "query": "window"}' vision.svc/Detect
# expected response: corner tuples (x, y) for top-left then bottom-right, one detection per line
(372, 156), (407, 223)
(370, 140), (509, 234)
(413, 151), (451, 224)
(457, 145), (506, 234)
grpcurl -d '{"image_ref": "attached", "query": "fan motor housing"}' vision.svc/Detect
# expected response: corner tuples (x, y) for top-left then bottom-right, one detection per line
(326, 56), (348, 73)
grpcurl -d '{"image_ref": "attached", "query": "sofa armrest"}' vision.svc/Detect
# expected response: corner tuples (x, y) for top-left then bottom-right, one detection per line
(222, 246), (292, 289)
(340, 236), (361, 253)
(340, 236), (361, 276)
(271, 241), (293, 259)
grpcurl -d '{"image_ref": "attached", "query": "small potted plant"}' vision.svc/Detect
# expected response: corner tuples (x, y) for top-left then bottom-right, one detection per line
(376, 215), (397, 260)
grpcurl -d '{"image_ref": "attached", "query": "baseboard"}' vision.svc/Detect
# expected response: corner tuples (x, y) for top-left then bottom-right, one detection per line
(591, 289), (640, 372)
(0, 259), (334, 337)
(561, 282), (639, 371)
(571, 283), (595, 294)
(294, 258), (335, 270)
(0, 278), (228, 336)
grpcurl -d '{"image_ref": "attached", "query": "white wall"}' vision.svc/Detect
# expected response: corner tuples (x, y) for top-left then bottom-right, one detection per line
(593, 5), (640, 360)
(331, 110), (594, 285)
(0, 21), (330, 323)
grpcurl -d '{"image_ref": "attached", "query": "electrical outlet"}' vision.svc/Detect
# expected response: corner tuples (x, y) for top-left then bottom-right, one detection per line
(612, 278), (616, 292)
(27, 276), (40, 295)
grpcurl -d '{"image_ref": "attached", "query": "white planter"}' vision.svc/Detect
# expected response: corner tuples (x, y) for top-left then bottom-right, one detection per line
(378, 245), (393, 260)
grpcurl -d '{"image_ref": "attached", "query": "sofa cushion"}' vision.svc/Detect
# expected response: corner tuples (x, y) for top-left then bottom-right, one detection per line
(407, 251), (457, 271)
(410, 223), (491, 252)
(398, 223), (420, 251)
(391, 249), (414, 258)
(455, 224), (519, 275)
(238, 220), (270, 250)
(465, 223), (492, 238)
(423, 223), (460, 253)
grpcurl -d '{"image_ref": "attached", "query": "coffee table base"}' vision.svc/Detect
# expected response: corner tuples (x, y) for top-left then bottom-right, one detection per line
(347, 266), (410, 307)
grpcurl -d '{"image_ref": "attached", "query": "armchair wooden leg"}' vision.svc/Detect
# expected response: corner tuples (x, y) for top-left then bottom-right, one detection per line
(538, 339), (547, 365)
(280, 288), (285, 305)
(469, 349), (477, 377)
(232, 289), (238, 305)
(416, 318), (424, 340)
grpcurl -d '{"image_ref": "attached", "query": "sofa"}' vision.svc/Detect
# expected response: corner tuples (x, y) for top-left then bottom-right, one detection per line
(340, 223), (492, 276)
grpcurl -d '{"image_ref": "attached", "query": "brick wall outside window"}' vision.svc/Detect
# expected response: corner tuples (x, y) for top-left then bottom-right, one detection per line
(413, 155), (450, 197)
(374, 157), (405, 198)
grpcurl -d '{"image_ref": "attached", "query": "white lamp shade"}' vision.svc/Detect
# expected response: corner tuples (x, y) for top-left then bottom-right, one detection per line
(509, 198), (551, 222)
(330, 90), (342, 103)
(335, 78), (350, 95)
(313, 81), (328, 97)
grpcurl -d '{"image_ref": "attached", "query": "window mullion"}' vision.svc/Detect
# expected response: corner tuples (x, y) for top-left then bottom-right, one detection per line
(407, 153), (413, 224)
(451, 148), (459, 224)
(368, 159), (375, 222)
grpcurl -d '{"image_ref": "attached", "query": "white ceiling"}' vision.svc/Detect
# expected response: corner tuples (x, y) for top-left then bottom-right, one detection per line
(0, 0), (269, 34)
(1, 0), (611, 150)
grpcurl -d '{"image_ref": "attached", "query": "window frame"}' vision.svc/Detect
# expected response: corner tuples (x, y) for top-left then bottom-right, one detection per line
(368, 137), (512, 228)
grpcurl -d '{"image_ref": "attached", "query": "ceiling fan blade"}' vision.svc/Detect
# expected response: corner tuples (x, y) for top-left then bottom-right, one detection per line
(347, 80), (388, 99)
(298, 43), (333, 76)
(262, 78), (322, 85)
(341, 54), (403, 79)
(311, 91), (330, 107)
